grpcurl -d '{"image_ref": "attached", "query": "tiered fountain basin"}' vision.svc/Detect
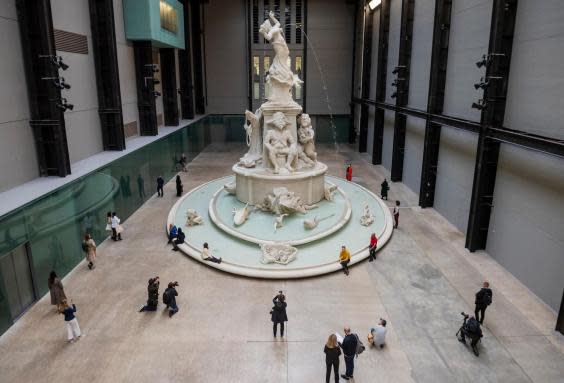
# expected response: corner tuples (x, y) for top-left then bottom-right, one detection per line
(167, 175), (394, 279)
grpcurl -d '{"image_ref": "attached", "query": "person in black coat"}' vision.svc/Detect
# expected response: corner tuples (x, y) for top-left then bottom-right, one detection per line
(475, 281), (493, 324)
(380, 179), (389, 200)
(324, 334), (341, 383)
(139, 277), (160, 312)
(175, 175), (183, 197)
(157, 176), (164, 197)
(339, 327), (358, 380)
(271, 291), (288, 337)
(171, 228), (185, 251)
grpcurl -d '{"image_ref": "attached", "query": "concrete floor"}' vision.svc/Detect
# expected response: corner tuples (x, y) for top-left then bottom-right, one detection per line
(0, 143), (563, 383)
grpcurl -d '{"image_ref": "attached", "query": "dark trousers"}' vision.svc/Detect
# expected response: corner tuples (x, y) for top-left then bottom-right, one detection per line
(475, 305), (487, 324)
(111, 227), (121, 240)
(326, 360), (339, 383)
(368, 247), (376, 261)
(381, 191), (388, 200)
(169, 302), (179, 316)
(344, 355), (354, 378)
(394, 213), (399, 228)
(340, 260), (350, 275)
(206, 257), (221, 264)
(273, 321), (284, 337)
(157, 186), (163, 197)
(140, 304), (157, 312)
(460, 331), (480, 349)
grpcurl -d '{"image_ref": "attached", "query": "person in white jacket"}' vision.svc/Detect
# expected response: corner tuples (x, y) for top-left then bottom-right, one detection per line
(111, 212), (122, 241)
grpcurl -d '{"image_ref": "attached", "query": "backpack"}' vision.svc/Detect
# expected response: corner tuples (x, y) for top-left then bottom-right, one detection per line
(81, 242), (88, 252)
(354, 334), (365, 355)
(465, 318), (480, 335)
(163, 289), (172, 305)
(483, 291), (492, 306)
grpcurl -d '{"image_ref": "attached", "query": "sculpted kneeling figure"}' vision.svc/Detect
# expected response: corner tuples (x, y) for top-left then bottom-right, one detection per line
(265, 112), (298, 173)
(297, 113), (317, 164)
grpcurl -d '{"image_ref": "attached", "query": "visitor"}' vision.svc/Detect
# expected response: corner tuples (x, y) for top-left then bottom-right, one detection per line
(111, 212), (122, 241)
(324, 333), (341, 383)
(368, 233), (378, 262)
(163, 281), (179, 318)
(393, 200), (400, 229)
(458, 314), (482, 356)
(82, 233), (97, 270)
(368, 319), (387, 349)
(139, 277), (160, 312)
(48, 271), (67, 313)
(201, 242), (222, 263)
(176, 175), (183, 197)
(157, 175), (164, 197)
(339, 327), (358, 380)
(474, 281), (493, 324)
(381, 179), (389, 200)
(271, 291), (287, 338)
(345, 164), (352, 181)
(61, 299), (81, 343)
(168, 223), (178, 244)
(171, 228), (185, 251)
(339, 245), (351, 276)
(105, 211), (112, 236)
(180, 153), (188, 172)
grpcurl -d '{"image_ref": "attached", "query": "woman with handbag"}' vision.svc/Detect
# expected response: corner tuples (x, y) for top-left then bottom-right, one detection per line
(48, 271), (67, 313)
(82, 233), (97, 269)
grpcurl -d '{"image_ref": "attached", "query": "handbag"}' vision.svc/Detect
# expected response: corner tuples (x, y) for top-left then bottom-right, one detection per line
(117, 225), (124, 234)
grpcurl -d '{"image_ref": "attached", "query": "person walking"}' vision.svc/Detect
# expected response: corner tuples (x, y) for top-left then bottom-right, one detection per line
(82, 233), (97, 269)
(339, 245), (351, 275)
(48, 271), (67, 313)
(175, 175), (183, 197)
(157, 176), (165, 197)
(345, 164), (352, 182)
(163, 282), (179, 318)
(271, 291), (288, 338)
(171, 228), (185, 251)
(111, 212), (122, 241)
(475, 281), (493, 324)
(139, 277), (160, 312)
(339, 327), (358, 380)
(324, 334), (341, 383)
(393, 200), (400, 229)
(200, 242), (222, 263)
(61, 299), (81, 343)
(180, 153), (188, 172)
(368, 233), (378, 262)
(381, 179), (389, 200)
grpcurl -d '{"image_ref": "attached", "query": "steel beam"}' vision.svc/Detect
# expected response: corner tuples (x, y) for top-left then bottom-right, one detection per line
(372, 0), (390, 164)
(160, 48), (179, 126)
(358, 5), (374, 153)
(133, 41), (158, 136)
(348, 0), (360, 144)
(466, 0), (518, 252)
(178, 0), (195, 120)
(419, 0), (452, 207)
(16, 0), (71, 177)
(390, 0), (415, 181)
(191, 0), (205, 114)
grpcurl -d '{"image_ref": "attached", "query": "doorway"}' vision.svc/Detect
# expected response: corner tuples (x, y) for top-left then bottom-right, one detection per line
(0, 244), (37, 320)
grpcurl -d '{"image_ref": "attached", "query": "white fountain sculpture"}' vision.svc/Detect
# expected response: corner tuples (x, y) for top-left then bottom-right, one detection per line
(260, 242), (298, 265)
(360, 202), (374, 226)
(233, 11), (328, 209)
(186, 209), (204, 226)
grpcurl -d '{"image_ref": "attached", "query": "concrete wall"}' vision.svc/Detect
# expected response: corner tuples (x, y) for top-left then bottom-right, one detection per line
(203, 0), (247, 114)
(0, 2), (38, 192)
(51, 0), (103, 164)
(486, 0), (564, 311)
(306, 0), (354, 115)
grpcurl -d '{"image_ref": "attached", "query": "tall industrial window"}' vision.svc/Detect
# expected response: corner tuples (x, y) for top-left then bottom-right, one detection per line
(249, 0), (305, 111)
(160, 1), (178, 34)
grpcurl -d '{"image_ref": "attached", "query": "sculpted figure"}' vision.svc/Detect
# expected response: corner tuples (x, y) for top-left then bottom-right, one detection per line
(186, 209), (204, 226)
(239, 109), (263, 168)
(303, 214), (334, 230)
(360, 202), (374, 226)
(260, 243), (298, 265)
(298, 114), (317, 164)
(324, 184), (338, 202)
(233, 204), (251, 226)
(264, 112), (298, 173)
(274, 214), (289, 231)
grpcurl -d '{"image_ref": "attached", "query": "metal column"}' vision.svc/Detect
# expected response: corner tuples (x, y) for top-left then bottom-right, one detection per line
(191, 0), (206, 114)
(419, 0), (452, 207)
(358, 4), (374, 153)
(390, 0), (415, 181)
(16, 0), (71, 177)
(133, 41), (158, 136)
(89, 0), (126, 150)
(160, 48), (179, 126)
(466, 0), (518, 251)
(178, 0), (195, 120)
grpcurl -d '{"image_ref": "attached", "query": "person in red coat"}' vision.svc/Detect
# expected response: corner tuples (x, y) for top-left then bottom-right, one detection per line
(368, 233), (378, 262)
(345, 164), (353, 181)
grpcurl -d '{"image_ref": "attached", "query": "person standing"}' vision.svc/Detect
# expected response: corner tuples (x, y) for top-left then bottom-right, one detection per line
(61, 299), (81, 343)
(345, 164), (352, 182)
(475, 281), (493, 324)
(339, 327), (358, 380)
(105, 211), (112, 236)
(368, 233), (378, 262)
(111, 212), (122, 241)
(171, 228), (185, 251)
(175, 175), (183, 197)
(82, 234), (97, 270)
(180, 153), (188, 172)
(271, 291), (288, 338)
(393, 201), (400, 229)
(139, 277), (160, 312)
(339, 245), (351, 275)
(381, 179), (389, 200)
(163, 282), (179, 318)
(48, 271), (67, 313)
(324, 334), (341, 383)
(157, 176), (165, 197)
(200, 242), (222, 263)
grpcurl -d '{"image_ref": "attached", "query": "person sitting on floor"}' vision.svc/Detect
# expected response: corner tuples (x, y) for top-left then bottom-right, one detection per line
(201, 242), (222, 264)
(168, 224), (178, 244)
(171, 228), (185, 251)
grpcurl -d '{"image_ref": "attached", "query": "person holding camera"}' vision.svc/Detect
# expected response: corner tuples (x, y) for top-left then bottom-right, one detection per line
(163, 282), (179, 318)
(458, 312), (482, 356)
(139, 277), (160, 312)
(271, 291), (288, 338)
(474, 281), (493, 324)
(339, 326), (359, 380)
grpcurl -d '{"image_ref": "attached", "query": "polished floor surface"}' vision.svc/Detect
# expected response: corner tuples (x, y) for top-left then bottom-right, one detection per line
(0, 143), (562, 383)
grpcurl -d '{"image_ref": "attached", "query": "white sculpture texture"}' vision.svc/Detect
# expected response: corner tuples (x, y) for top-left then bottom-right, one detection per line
(264, 112), (298, 174)
(256, 187), (318, 216)
(260, 243), (298, 265)
(324, 184), (338, 202)
(186, 209), (204, 226)
(233, 204), (252, 226)
(297, 114), (317, 164)
(303, 214), (335, 230)
(360, 202), (374, 226)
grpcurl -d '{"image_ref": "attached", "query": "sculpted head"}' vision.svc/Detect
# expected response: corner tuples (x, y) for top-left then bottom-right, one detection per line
(269, 112), (289, 130)
(259, 19), (272, 36)
(299, 113), (312, 128)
